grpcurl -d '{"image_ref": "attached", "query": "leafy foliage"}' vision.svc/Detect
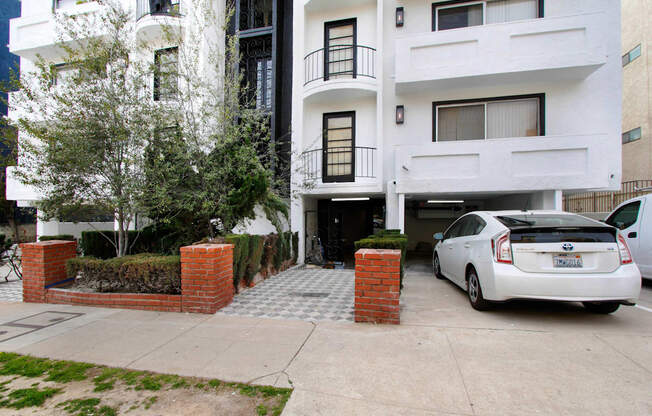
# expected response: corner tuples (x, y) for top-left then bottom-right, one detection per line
(355, 231), (408, 289)
(66, 254), (181, 294)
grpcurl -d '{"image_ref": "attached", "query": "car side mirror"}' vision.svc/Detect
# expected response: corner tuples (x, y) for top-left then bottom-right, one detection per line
(434, 233), (444, 241)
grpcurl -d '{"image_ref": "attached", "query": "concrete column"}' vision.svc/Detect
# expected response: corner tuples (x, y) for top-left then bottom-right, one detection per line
(291, 196), (305, 263)
(398, 194), (405, 233)
(541, 190), (563, 210)
(386, 181), (399, 230)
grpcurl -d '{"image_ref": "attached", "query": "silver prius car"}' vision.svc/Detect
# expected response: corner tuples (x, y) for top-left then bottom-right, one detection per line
(433, 211), (641, 313)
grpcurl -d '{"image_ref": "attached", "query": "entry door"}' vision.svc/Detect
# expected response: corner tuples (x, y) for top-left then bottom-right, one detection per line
(323, 112), (355, 183)
(324, 19), (356, 81)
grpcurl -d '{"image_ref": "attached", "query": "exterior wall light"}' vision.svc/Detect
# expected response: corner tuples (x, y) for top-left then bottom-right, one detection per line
(396, 7), (404, 27)
(396, 105), (405, 124)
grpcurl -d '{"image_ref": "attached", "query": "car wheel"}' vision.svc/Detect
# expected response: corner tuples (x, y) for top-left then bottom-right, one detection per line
(433, 253), (445, 280)
(467, 267), (492, 311)
(582, 302), (620, 314)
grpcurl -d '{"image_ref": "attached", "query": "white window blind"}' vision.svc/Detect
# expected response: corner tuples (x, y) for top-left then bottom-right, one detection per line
(486, 98), (539, 139)
(486, 0), (537, 24)
(438, 104), (485, 141)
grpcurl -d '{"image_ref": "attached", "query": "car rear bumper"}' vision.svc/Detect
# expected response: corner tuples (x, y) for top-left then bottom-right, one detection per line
(487, 263), (642, 302)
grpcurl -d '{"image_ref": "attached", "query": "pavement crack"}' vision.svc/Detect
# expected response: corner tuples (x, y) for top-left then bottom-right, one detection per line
(593, 333), (652, 375)
(445, 332), (476, 416)
(246, 320), (317, 386)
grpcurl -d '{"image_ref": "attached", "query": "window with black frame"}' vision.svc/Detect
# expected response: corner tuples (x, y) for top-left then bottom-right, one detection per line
(240, 0), (273, 31)
(241, 36), (273, 111)
(154, 47), (178, 101)
(324, 19), (356, 81)
(432, 0), (540, 31)
(323, 112), (355, 183)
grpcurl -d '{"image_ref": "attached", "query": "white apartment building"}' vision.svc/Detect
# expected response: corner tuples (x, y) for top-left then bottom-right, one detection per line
(6, 0), (292, 238)
(291, 0), (622, 263)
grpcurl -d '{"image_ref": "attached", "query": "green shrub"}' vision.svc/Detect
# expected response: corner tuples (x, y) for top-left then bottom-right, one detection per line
(245, 235), (264, 285)
(225, 234), (250, 290)
(262, 234), (278, 271)
(39, 234), (75, 242)
(80, 225), (189, 259)
(291, 232), (299, 264)
(354, 234), (408, 289)
(66, 254), (181, 294)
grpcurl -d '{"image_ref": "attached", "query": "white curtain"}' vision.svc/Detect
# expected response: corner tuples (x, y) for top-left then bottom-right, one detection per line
(438, 105), (485, 141)
(486, 98), (539, 139)
(486, 0), (538, 24)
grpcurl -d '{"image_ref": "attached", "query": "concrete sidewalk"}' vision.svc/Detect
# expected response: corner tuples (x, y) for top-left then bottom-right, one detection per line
(0, 267), (651, 415)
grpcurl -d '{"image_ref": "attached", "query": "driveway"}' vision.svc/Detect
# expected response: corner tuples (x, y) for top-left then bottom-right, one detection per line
(0, 263), (651, 415)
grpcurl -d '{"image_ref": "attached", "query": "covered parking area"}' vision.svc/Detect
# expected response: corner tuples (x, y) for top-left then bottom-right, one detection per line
(399, 190), (562, 258)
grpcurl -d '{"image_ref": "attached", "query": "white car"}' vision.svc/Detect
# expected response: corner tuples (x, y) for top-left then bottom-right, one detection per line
(604, 193), (652, 280)
(432, 210), (641, 313)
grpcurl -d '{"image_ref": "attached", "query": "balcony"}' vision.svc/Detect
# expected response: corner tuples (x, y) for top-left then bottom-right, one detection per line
(299, 146), (380, 193)
(135, 0), (183, 41)
(303, 44), (377, 102)
(394, 12), (607, 93)
(9, 1), (103, 60)
(394, 134), (617, 195)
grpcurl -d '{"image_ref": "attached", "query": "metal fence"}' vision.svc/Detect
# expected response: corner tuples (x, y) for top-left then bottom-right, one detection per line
(563, 180), (652, 213)
(300, 146), (376, 182)
(304, 45), (376, 86)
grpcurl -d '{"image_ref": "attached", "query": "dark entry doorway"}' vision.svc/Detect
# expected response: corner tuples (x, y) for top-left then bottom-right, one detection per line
(317, 198), (385, 266)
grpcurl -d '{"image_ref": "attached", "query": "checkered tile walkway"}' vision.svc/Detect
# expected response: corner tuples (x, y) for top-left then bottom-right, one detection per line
(0, 279), (23, 302)
(218, 266), (354, 322)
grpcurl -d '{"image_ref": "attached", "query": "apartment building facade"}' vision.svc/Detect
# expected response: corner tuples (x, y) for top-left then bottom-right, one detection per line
(621, 0), (651, 182)
(291, 0), (622, 263)
(6, 0), (292, 238)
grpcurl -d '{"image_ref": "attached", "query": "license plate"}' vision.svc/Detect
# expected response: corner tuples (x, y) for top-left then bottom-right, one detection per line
(553, 254), (583, 268)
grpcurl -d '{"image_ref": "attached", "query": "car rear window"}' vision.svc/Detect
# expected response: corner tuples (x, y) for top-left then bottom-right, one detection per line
(510, 228), (617, 243)
(495, 214), (602, 228)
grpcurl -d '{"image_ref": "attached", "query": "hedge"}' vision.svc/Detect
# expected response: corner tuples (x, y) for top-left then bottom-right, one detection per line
(225, 234), (250, 290)
(354, 232), (408, 289)
(39, 235), (75, 242)
(79, 224), (187, 259)
(66, 254), (181, 294)
(246, 235), (264, 286)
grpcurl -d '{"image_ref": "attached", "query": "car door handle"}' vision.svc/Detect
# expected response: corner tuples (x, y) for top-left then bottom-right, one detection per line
(628, 232), (637, 238)
(464, 244), (471, 248)
(448, 245), (454, 249)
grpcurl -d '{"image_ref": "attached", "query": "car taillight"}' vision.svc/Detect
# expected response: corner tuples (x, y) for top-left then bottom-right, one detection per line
(617, 234), (633, 264)
(492, 231), (512, 264)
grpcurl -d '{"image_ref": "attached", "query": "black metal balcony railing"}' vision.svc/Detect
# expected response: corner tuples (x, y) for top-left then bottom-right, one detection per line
(301, 146), (376, 183)
(136, 0), (181, 21)
(304, 45), (376, 86)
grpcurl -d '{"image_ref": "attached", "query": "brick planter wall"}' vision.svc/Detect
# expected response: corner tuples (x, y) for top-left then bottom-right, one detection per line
(180, 244), (234, 314)
(21, 240), (77, 303)
(47, 290), (181, 312)
(20, 241), (234, 315)
(354, 249), (401, 325)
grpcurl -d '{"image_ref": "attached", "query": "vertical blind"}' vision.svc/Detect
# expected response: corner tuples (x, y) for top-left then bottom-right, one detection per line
(486, 0), (538, 24)
(437, 98), (540, 141)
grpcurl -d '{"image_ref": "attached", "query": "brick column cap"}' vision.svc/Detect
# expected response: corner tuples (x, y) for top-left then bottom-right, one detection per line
(20, 240), (77, 249)
(180, 243), (234, 255)
(355, 249), (401, 260)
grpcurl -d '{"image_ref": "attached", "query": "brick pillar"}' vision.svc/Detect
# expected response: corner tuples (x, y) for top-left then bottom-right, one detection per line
(354, 249), (401, 324)
(180, 244), (234, 314)
(21, 240), (77, 303)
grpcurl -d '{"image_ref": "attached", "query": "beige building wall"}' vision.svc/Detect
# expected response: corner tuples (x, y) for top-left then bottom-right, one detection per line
(622, 0), (652, 181)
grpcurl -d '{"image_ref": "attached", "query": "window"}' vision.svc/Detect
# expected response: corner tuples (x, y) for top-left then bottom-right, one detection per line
(239, 0), (273, 31)
(434, 95), (543, 142)
(605, 201), (641, 230)
(461, 215), (486, 236)
(154, 47), (178, 101)
(433, 0), (540, 31)
(51, 63), (75, 86)
(622, 44), (641, 67)
(255, 57), (273, 110)
(444, 217), (467, 239)
(323, 112), (355, 182)
(622, 127), (642, 144)
(51, 61), (106, 86)
(324, 19), (356, 81)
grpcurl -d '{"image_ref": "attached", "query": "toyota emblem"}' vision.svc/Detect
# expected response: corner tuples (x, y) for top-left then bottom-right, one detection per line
(562, 243), (574, 252)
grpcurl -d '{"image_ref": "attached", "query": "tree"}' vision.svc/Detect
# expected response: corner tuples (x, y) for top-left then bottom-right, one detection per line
(10, 0), (288, 256)
(10, 1), (170, 257)
(140, 0), (288, 241)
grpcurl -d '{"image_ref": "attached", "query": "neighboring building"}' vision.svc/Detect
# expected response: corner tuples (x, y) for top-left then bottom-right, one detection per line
(5, 0), (292, 238)
(621, 0), (651, 182)
(291, 0), (622, 263)
(0, 0), (20, 118)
